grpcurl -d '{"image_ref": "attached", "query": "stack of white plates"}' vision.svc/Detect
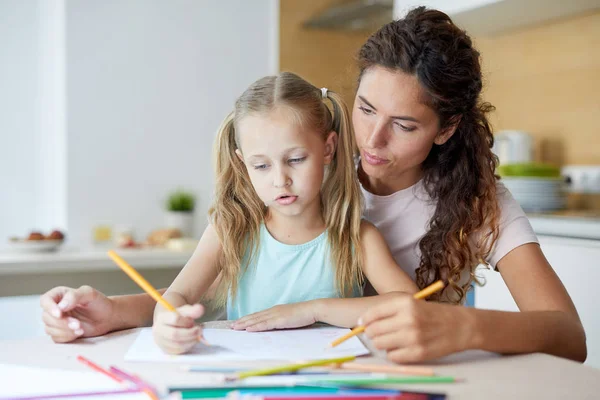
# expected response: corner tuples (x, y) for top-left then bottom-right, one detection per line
(501, 177), (567, 212)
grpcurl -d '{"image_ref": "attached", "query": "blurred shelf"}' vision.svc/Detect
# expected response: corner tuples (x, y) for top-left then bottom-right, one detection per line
(0, 247), (193, 276)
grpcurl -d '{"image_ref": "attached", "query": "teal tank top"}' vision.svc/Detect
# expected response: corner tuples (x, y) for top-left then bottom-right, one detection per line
(227, 224), (361, 320)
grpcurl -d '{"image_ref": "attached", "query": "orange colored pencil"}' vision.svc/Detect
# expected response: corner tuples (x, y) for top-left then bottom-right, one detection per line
(329, 280), (446, 348)
(335, 361), (435, 376)
(107, 250), (175, 311)
(107, 250), (209, 345)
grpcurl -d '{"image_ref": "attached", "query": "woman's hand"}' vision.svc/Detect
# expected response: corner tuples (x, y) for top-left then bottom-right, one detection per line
(40, 286), (117, 343)
(360, 293), (475, 363)
(231, 301), (319, 332)
(152, 304), (205, 354)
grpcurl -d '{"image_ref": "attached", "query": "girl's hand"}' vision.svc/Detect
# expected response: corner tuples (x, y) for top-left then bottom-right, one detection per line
(231, 301), (319, 331)
(152, 304), (205, 354)
(360, 293), (475, 363)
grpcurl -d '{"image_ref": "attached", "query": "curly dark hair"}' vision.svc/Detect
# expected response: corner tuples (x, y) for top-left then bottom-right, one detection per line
(357, 7), (500, 303)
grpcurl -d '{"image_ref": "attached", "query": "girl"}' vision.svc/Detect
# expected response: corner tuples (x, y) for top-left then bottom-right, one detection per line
(152, 72), (417, 354)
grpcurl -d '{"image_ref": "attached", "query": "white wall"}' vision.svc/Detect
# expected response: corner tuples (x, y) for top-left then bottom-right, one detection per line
(0, 1), (42, 249)
(1, 0), (277, 248)
(65, 0), (276, 245)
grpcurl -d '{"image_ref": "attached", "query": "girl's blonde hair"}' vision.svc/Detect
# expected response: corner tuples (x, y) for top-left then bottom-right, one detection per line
(208, 72), (364, 307)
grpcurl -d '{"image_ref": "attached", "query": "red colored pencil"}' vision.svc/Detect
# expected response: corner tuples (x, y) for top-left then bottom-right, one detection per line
(76, 355), (125, 384)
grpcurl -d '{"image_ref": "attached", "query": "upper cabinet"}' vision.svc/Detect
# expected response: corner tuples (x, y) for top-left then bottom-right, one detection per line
(393, 0), (600, 35)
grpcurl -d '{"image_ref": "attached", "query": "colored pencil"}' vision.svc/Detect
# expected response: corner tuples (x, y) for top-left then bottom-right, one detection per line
(335, 362), (435, 377)
(5, 388), (142, 400)
(77, 356), (158, 400)
(329, 280), (446, 347)
(185, 365), (354, 375)
(107, 250), (175, 311)
(413, 280), (446, 300)
(109, 366), (157, 392)
(311, 375), (460, 385)
(168, 385), (398, 398)
(234, 356), (356, 380)
(76, 355), (125, 384)
(107, 250), (209, 345)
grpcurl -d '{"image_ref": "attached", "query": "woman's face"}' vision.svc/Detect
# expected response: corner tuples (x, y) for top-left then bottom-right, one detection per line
(352, 66), (445, 194)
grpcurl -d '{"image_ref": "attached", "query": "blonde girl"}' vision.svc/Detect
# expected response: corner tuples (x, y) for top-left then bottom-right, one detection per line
(152, 72), (417, 354)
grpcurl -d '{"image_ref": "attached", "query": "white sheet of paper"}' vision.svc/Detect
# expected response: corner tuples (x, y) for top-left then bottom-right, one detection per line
(124, 327), (369, 363)
(0, 363), (148, 400)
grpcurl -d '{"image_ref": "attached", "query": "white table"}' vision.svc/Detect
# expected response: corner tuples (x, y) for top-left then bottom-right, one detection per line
(1, 324), (599, 399)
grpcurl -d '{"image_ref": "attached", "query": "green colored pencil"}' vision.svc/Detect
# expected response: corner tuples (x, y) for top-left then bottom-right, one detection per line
(235, 355), (356, 379)
(311, 375), (460, 385)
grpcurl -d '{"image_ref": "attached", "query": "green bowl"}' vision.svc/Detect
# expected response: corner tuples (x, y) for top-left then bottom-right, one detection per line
(497, 163), (561, 178)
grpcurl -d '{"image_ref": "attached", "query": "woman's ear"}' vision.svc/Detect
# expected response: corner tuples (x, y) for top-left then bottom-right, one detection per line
(434, 115), (462, 145)
(324, 131), (338, 165)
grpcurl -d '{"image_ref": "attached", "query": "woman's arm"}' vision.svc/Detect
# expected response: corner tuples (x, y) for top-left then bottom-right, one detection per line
(469, 243), (586, 361)
(360, 243), (587, 363)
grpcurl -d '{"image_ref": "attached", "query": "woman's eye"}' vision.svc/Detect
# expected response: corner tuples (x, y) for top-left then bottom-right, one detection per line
(289, 157), (306, 164)
(253, 164), (268, 170)
(358, 106), (373, 115)
(395, 122), (416, 132)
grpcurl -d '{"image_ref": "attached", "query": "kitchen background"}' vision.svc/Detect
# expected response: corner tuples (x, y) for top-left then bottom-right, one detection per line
(1, 0), (599, 367)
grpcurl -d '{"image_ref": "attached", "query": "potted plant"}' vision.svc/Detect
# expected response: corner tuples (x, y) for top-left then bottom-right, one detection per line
(164, 190), (196, 237)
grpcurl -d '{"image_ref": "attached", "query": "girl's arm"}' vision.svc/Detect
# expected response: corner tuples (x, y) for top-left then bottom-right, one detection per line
(311, 220), (418, 327)
(232, 221), (418, 331)
(152, 224), (223, 354)
(155, 224), (222, 316)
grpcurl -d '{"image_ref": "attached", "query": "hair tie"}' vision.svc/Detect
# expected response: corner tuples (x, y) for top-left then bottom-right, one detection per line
(321, 87), (328, 99)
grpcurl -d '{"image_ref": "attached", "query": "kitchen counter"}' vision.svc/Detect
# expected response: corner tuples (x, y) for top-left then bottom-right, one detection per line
(0, 247), (193, 297)
(0, 247), (194, 276)
(527, 212), (600, 241)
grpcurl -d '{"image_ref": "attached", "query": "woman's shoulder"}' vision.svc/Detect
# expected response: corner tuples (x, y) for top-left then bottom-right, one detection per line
(487, 181), (539, 267)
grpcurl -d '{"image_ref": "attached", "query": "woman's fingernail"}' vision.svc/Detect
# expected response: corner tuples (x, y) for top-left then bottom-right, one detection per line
(68, 321), (80, 330)
(357, 318), (363, 326)
(58, 300), (68, 310)
(51, 308), (61, 318)
(75, 329), (84, 336)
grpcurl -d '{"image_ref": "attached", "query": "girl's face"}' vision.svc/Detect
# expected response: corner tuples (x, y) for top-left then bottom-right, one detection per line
(236, 107), (336, 219)
(352, 66), (450, 194)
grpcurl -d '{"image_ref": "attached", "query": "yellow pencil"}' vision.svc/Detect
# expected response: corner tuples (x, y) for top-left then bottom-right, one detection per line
(107, 250), (209, 345)
(329, 280), (446, 348)
(235, 355), (356, 380)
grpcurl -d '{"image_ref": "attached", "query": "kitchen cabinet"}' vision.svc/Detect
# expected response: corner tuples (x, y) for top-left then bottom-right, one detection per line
(394, 0), (600, 35)
(475, 235), (600, 368)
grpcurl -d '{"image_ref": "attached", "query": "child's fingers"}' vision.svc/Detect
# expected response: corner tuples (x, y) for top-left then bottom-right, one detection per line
(244, 319), (277, 332)
(232, 311), (268, 329)
(158, 304), (204, 328)
(157, 324), (202, 344)
(157, 311), (195, 328)
(177, 304), (205, 319)
(158, 340), (196, 355)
